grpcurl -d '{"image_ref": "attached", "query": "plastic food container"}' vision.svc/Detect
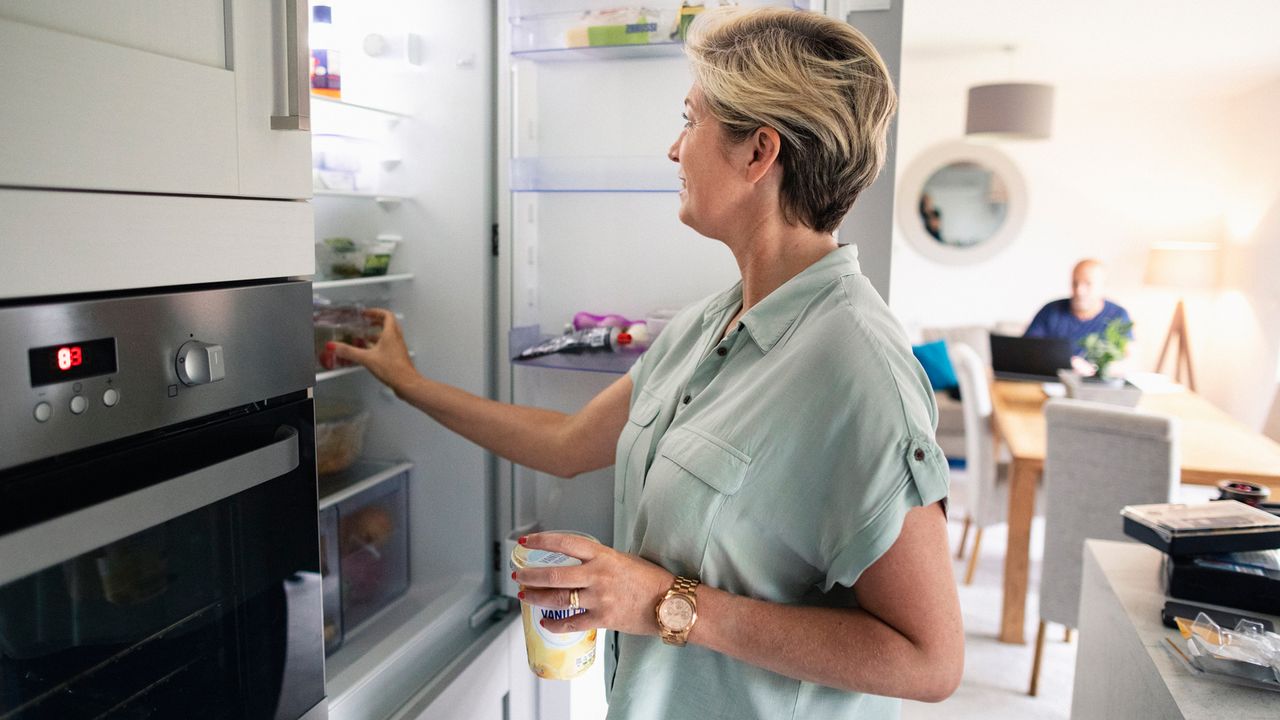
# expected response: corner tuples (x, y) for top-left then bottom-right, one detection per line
(337, 473), (409, 629)
(314, 303), (379, 371)
(316, 237), (401, 279)
(319, 505), (343, 655)
(510, 531), (598, 680)
(359, 236), (401, 277)
(315, 402), (369, 475)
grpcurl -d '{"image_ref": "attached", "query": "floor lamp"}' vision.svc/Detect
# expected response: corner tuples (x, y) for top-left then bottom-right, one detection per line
(1144, 241), (1219, 391)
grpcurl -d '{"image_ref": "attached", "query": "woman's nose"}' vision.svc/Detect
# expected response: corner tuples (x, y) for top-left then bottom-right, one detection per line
(668, 134), (681, 163)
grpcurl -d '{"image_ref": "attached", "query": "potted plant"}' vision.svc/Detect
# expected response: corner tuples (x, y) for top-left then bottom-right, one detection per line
(1081, 319), (1133, 385)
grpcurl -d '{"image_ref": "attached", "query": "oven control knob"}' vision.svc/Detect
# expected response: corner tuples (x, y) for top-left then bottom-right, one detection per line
(176, 341), (226, 386)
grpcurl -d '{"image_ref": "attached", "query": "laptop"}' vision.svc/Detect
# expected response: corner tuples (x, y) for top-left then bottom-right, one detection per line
(989, 334), (1074, 382)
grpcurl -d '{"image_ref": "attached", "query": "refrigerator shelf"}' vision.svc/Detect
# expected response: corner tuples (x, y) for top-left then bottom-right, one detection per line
(314, 190), (408, 208)
(510, 325), (641, 375)
(319, 459), (414, 511)
(317, 365), (365, 383)
(511, 41), (686, 62)
(314, 273), (415, 291)
(510, 156), (679, 193)
(311, 94), (413, 120)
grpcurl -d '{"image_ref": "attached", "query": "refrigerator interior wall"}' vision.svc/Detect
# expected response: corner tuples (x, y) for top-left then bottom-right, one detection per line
(308, 1), (497, 718)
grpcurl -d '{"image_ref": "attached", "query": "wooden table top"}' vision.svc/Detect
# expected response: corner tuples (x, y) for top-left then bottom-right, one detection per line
(990, 380), (1280, 488)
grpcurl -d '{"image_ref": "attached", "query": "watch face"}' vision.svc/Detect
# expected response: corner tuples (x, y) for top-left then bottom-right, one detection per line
(659, 596), (694, 630)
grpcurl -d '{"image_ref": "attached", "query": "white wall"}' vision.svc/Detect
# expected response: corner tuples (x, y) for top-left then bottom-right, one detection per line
(1201, 78), (1280, 427)
(888, 50), (1278, 425)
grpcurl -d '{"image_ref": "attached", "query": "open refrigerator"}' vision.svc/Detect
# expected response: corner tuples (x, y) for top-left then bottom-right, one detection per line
(306, 1), (901, 718)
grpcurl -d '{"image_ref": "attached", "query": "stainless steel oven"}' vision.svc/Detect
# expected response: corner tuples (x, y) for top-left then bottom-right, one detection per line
(0, 281), (325, 720)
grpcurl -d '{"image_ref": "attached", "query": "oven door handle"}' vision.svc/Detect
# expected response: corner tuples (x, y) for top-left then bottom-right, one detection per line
(0, 427), (301, 588)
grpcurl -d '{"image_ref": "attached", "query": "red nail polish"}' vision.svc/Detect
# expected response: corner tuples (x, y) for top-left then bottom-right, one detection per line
(539, 619), (546, 627)
(325, 342), (336, 351)
(511, 571), (517, 580)
(518, 536), (527, 545)
(517, 591), (525, 600)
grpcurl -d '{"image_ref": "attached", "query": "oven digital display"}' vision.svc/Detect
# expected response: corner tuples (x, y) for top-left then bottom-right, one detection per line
(29, 338), (117, 387)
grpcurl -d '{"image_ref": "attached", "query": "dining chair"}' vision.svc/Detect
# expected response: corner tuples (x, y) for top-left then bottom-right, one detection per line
(948, 343), (1008, 584)
(1028, 398), (1179, 696)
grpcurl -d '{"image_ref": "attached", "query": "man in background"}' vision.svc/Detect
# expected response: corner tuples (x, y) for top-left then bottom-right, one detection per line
(1025, 258), (1133, 375)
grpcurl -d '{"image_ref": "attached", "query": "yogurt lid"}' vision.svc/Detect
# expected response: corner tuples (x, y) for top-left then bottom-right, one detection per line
(510, 531), (598, 570)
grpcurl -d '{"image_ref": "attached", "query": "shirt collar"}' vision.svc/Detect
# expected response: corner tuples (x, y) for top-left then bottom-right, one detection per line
(702, 244), (862, 354)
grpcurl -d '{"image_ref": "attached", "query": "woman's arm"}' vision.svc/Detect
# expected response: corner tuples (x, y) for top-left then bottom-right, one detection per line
(518, 501), (964, 702)
(332, 309), (632, 478)
(690, 501), (963, 701)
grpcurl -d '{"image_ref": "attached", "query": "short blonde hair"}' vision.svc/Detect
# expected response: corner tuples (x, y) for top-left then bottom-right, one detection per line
(686, 7), (897, 233)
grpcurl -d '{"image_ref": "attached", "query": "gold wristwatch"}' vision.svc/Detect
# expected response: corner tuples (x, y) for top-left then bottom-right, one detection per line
(656, 576), (700, 646)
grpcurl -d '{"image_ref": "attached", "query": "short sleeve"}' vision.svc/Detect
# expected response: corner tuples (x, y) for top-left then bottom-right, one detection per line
(820, 435), (950, 592)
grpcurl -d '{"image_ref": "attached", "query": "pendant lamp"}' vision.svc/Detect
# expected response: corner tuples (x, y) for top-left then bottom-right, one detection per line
(965, 82), (1055, 140)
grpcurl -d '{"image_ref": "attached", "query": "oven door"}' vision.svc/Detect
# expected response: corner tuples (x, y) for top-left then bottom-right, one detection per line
(0, 395), (324, 720)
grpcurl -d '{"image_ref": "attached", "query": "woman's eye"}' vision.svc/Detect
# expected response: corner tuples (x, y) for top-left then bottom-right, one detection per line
(681, 113), (692, 128)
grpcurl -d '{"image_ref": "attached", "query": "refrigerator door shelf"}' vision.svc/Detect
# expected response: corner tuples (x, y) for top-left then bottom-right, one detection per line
(511, 326), (641, 375)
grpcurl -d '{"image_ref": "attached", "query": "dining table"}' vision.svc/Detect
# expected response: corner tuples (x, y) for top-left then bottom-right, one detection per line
(988, 379), (1280, 644)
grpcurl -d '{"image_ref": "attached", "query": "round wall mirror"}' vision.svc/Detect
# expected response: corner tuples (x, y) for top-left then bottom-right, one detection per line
(896, 142), (1027, 264)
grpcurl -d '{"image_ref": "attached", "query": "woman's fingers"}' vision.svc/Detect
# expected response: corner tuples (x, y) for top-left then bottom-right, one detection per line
(518, 586), (585, 610)
(514, 562), (588, 589)
(539, 611), (594, 634)
(520, 532), (603, 562)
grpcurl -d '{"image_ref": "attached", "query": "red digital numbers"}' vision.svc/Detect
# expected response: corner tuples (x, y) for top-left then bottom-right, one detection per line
(56, 346), (83, 371)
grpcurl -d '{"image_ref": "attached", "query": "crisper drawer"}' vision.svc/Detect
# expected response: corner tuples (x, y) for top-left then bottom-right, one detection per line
(319, 461), (412, 656)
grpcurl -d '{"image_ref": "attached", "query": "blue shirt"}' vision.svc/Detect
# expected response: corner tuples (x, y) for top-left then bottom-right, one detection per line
(1024, 299), (1132, 355)
(605, 245), (949, 719)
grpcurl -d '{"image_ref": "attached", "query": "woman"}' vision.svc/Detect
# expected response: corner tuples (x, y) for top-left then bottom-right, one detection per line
(333, 6), (963, 718)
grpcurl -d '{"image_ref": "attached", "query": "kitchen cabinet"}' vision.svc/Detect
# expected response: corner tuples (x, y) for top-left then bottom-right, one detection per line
(0, 0), (309, 199)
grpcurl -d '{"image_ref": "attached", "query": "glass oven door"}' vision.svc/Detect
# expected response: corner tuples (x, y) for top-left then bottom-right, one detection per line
(0, 395), (324, 720)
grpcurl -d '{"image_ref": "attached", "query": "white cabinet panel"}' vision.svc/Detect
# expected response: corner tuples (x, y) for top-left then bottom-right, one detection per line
(0, 0), (228, 67)
(407, 622), (514, 720)
(0, 189), (313, 299)
(0, 0), (309, 199)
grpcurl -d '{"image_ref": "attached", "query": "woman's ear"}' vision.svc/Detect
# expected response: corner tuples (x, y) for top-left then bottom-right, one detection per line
(744, 127), (782, 184)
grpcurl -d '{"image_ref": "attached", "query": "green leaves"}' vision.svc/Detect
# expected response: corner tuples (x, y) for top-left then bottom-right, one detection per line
(1082, 319), (1133, 378)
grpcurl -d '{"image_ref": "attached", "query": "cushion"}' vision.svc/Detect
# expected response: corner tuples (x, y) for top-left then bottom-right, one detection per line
(912, 339), (958, 391)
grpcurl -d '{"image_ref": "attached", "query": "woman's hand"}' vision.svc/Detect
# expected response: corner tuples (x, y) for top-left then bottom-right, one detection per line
(513, 532), (674, 637)
(329, 308), (418, 393)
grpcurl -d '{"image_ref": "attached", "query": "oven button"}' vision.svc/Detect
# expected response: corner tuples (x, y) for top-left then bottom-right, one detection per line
(103, 388), (120, 407)
(34, 402), (51, 422)
(70, 395), (88, 415)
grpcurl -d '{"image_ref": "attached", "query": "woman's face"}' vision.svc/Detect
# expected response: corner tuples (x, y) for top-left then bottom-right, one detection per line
(668, 84), (750, 239)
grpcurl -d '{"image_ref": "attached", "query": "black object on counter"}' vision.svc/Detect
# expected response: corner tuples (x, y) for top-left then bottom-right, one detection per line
(1164, 550), (1280, 617)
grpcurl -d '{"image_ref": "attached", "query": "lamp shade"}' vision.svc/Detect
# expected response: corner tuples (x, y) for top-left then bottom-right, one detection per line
(965, 83), (1055, 140)
(1144, 241), (1220, 290)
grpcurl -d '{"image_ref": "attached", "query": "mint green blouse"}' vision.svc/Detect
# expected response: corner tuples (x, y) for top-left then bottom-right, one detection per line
(603, 245), (949, 719)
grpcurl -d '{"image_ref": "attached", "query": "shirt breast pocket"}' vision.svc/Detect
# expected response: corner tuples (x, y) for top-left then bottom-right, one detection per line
(614, 389), (663, 505)
(640, 426), (751, 577)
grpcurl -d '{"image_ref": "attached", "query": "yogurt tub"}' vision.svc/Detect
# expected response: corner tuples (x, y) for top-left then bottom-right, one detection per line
(510, 531), (598, 680)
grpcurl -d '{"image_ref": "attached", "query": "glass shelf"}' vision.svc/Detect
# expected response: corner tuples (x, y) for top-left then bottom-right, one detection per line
(314, 273), (415, 291)
(511, 41), (686, 62)
(510, 157), (678, 193)
(311, 94), (412, 119)
(510, 325), (641, 375)
(316, 365), (365, 383)
(314, 190), (408, 208)
(319, 459), (415, 510)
